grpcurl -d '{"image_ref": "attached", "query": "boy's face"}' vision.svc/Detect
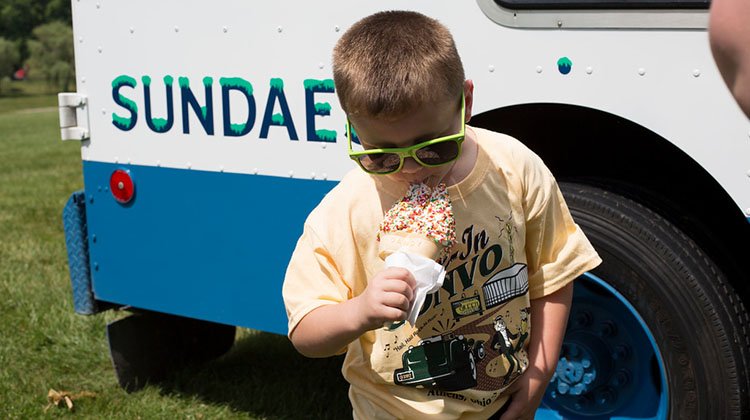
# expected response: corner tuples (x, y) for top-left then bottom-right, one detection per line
(348, 93), (468, 185)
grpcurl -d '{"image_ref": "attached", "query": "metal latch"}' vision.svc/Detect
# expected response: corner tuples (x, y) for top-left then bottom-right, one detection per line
(58, 93), (90, 141)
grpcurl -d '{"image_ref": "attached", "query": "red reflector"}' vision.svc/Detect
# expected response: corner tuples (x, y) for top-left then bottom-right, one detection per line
(110, 169), (135, 203)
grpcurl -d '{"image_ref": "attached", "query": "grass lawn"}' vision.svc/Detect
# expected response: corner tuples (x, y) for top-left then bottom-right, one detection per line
(0, 95), (350, 419)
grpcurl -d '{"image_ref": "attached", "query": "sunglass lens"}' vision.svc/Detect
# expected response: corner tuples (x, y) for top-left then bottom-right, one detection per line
(358, 153), (401, 173)
(415, 140), (460, 165)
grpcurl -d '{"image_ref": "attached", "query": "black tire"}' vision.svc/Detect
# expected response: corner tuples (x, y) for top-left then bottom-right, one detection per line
(560, 182), (750, 419)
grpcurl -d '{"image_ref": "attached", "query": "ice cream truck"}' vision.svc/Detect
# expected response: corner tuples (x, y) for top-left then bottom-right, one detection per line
(58, 0), (749, 418)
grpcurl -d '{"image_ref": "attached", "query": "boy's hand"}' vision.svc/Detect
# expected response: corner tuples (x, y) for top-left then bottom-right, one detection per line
(499, 282), (574, 420)
(355, 267), (416, 331)
(498, 365), (549, 420)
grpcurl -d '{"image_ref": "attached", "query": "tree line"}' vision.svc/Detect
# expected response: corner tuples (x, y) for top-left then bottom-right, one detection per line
(0, 0), (73, 93)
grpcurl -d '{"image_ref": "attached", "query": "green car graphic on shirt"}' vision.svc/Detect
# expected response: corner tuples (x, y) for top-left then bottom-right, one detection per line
(394, 333), (485, 391)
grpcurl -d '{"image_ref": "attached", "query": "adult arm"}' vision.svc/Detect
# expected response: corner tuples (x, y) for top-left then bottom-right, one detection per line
(710, 0), (750, 118)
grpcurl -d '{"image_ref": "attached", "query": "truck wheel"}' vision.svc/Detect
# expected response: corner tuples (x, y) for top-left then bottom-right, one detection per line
(538, 183), (750, 419)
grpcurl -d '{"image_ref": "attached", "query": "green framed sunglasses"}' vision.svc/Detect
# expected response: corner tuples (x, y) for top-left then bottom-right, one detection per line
(346, 95), (465, 175)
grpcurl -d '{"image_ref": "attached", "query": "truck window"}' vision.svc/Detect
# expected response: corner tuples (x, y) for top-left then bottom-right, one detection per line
(494, 0), (709, 9)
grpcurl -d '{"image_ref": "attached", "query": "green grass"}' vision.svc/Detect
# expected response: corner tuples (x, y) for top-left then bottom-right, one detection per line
(0, 96), (350, 419)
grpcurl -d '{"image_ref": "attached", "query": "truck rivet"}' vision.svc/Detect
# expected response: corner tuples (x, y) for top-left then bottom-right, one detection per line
(322, 143), (327, 149)
(277, 26), (283, 33)
(78, 37), (84, 43)
(746, 170), (750, 177)
(692, 69), (701, 77)
(98, 46), (103, 53)
(156, 160), (161, 167)
(311, 172), (316, 179)
(638, 68), (646, 76)
(89, 197), (94, 204)
(488, 65), (495, 73)
(322, 173), (328, 180)
(129, 27), (134, 34)
(557, 20), (563, 28)
(222, 26), (228, 33)
(101, 108), (106, 115)
(586, 66), (593, 74)
(334, 25), (340, 32)
(174, 26), (180, 33)
(81, 77), (86, 83)
(288, 170), (294, 178)
(253, 168), (259, 175)
(96, 3), (100, 9)
(219, 165), (225, 172)
(187, 162), (192, 169)
(114, 156), (119, 163)
(92, 234), (97, 243)
(536, 66), (543, 74)
(94, 262), (99, 271)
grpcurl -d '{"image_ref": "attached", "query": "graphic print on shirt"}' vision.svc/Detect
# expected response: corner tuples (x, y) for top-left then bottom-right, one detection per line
(381, 223), (531, 395)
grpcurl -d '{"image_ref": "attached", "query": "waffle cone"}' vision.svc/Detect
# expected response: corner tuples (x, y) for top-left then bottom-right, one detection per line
(378, 231), (442, 261)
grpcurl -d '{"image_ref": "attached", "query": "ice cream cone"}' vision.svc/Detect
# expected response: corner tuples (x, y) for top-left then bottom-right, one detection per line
(378, 231), (442, 261)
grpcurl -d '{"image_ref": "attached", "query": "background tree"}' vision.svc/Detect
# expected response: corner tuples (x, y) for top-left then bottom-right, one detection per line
(26, 21), (74, 91)
(0, 37), (19, 93)
(0, 0), (71, 61)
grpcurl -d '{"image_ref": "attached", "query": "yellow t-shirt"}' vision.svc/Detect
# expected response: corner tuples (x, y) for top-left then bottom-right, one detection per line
(283, 127), (601, 419)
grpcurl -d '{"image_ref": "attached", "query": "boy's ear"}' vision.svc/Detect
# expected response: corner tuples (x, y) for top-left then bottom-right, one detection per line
(463, 79), (475, 123)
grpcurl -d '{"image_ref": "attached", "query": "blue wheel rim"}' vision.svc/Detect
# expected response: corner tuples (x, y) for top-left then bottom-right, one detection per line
(536, 273), (669, 419)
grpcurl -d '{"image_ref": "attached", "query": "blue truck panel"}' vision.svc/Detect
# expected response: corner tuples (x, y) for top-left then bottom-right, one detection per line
(79, 161), (336, 334)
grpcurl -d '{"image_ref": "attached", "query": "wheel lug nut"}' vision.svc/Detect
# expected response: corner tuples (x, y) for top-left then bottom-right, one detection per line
(574, 395), (592, 410)
(575, 311), (592, 327)
(612, 369), (630, 387)
(568, 344), (580, 357)
(598, 321), (617, 337)
(596, 387), (617, 406)
(612, 344), (630, 360)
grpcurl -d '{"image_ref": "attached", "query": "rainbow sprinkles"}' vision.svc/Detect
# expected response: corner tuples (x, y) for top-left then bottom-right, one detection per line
(378, 183), (456, 261)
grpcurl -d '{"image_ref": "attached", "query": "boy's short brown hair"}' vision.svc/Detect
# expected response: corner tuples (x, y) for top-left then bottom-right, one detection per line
(333, 10), (465, 118)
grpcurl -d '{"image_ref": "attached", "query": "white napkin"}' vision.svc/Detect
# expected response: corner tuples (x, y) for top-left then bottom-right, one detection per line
(384, 251), (445, 326)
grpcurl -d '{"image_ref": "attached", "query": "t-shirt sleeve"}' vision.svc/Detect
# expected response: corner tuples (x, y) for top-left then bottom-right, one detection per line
(282, 223), (352, 337)
(522, 154), (602, 299)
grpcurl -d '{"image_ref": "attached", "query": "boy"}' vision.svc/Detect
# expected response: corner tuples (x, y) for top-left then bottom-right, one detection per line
(283, 10), (601, 419)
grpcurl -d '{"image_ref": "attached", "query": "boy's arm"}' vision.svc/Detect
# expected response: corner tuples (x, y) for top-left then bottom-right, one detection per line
(500, 281), (573, 420)
(290, 267), (416, 358)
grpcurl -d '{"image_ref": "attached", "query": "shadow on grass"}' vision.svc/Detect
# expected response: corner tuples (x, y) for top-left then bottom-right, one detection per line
(158, 331), (351, 419)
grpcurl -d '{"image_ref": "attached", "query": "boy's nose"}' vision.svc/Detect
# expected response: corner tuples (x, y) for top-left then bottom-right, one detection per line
(400, 157), (422, 174)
